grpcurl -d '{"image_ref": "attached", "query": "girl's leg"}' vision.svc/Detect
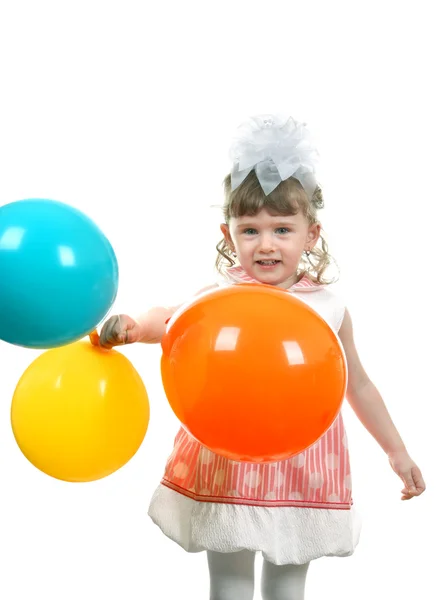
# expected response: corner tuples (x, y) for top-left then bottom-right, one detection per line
(261, 559), (310, 600)
(207, 549), (256, 600)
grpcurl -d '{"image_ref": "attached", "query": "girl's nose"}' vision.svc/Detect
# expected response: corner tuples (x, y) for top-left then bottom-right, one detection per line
(258, 233), (276, 252)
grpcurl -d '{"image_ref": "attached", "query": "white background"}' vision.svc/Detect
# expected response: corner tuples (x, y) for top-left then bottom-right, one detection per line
(0, 1), (437, 598)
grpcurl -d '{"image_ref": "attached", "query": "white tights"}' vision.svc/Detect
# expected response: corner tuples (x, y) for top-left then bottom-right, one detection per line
(207, 550), (310, 600)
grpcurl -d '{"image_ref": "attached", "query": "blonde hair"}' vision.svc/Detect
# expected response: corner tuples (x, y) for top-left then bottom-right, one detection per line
(215, 171), (338, 285)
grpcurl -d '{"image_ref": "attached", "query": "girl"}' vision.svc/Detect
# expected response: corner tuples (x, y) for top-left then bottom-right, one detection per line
(99, 115), (426, 600)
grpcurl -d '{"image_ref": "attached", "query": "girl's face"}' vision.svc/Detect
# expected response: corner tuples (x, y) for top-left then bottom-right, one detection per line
(221, 208), (320, 289)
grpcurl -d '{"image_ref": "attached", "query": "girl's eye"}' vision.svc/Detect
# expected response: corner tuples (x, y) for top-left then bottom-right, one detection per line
(276, 227), (291, 234)
(243, 228), (258, 235)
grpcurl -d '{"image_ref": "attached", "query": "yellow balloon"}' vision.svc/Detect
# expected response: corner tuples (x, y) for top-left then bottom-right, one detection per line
(11, 341), (149, 482)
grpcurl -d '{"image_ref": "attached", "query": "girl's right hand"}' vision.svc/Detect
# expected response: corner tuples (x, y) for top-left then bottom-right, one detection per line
(99, 314), (142, 349)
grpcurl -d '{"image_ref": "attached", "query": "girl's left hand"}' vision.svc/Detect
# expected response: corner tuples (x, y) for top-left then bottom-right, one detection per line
(388, 451), (426, 500)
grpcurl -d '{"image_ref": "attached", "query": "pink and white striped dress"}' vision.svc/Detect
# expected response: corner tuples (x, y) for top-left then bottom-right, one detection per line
(148, 266), (361, 565)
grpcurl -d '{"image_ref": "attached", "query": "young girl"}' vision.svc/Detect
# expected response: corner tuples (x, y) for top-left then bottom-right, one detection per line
(99, 115), (426, 600)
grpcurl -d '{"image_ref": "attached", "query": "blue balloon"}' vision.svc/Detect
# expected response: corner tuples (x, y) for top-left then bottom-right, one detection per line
(0, 199), (118, 348)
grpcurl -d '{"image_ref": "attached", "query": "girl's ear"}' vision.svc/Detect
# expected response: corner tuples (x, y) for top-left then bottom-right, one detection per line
(307, 222), (321, 247)
(220, 223), (234, 251)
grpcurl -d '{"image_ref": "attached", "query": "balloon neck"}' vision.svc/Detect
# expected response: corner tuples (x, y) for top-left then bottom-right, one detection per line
(89, 330), (100, 346)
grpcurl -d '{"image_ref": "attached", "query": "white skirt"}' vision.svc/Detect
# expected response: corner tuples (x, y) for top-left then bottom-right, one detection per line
(148, 484), (362, 566)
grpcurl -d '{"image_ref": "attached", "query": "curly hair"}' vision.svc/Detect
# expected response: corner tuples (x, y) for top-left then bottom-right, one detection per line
(215, 171), (338, 285)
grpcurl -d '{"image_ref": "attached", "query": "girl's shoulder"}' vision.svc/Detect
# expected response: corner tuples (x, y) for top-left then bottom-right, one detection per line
(292, 277), (346, 333)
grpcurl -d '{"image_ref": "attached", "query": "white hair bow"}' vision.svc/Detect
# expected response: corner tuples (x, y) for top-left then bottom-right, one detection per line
(229, 114), (319, 198)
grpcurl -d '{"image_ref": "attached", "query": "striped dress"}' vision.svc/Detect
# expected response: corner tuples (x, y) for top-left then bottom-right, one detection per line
(148, 266), (361, 565)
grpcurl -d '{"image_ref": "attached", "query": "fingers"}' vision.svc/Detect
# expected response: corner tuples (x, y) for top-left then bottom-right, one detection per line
(412, 466), (426, 493)
(401, 471), (417, 495)
(99, 315), (126, 349)
(400, 466), (426, 500)
(118, 315), (129, 345)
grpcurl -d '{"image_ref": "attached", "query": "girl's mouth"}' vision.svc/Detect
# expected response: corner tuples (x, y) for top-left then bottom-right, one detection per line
(256, 260), (281, 269)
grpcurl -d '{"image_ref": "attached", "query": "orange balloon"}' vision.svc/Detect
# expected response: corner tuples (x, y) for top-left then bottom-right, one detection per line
(161, 284), (347, 462)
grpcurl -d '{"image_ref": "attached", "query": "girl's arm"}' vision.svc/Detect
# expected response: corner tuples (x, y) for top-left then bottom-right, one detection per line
(338, 309), (426, 499)
(136, 283), (219, 344)
(99, 284), (219, 348)
(338, 309), (406, 454)
(136, 305), (181, 343)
